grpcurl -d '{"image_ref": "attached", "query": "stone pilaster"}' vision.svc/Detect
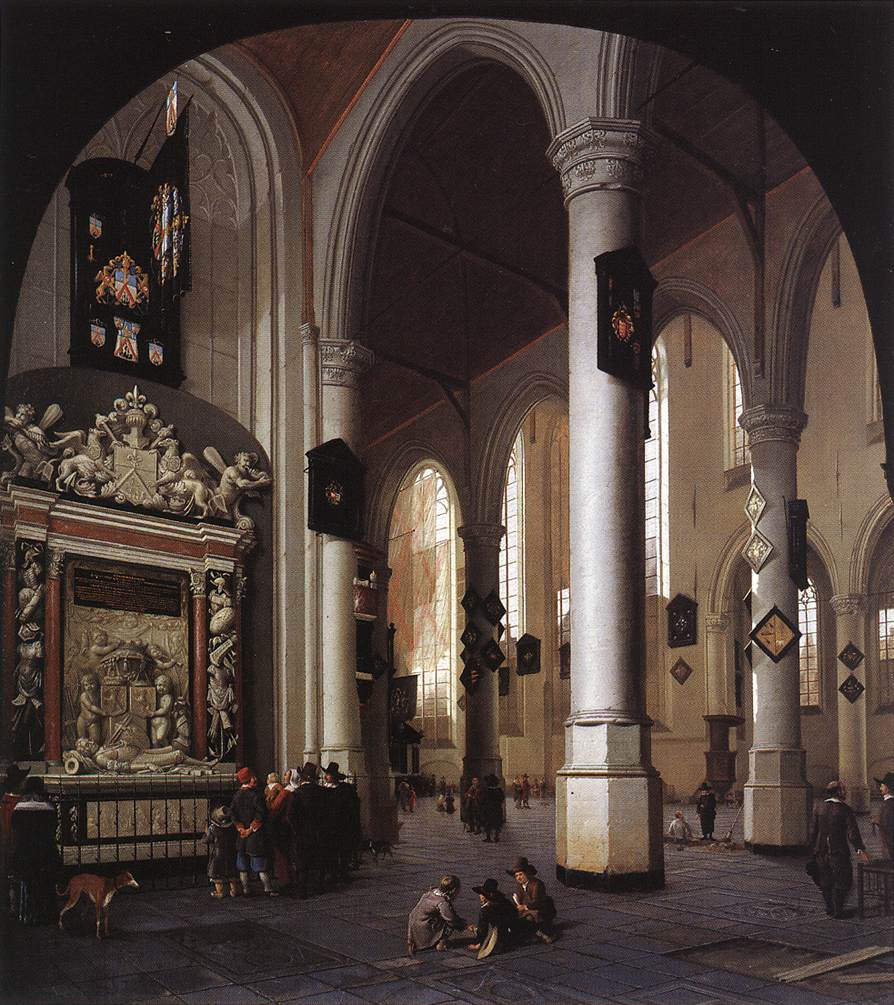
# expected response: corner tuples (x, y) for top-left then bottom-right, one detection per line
(830, 594), (869, 812)
(740, 404), (810, 851)
(458, 523), (505, 786)
(302, 322), (322, 765)
(547, 118), (663, 890)
(43, 548), (64, 764)
(703, 612), (741, 795)
(319, 340), (374, 787)
(190, 569), (208, 761)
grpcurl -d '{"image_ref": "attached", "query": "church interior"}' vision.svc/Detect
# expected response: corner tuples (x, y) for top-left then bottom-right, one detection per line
(1, 3), (892, 1003)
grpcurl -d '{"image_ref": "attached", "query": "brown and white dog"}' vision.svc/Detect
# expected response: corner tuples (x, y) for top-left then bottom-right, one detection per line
(57, 871), (140, 939)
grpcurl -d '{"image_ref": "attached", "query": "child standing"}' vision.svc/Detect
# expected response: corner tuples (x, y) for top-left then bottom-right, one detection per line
(205, 804), (239, 897)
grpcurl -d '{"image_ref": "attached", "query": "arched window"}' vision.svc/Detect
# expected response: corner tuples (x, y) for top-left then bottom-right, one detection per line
(550, 419), (571, 694)
(723, 342), (749, 470)
(876, 591), (894, 708)
(499, 430), (525, 735)
(645, 351), (664, 596)
(798, 580), (821, 708)
(387, 466), (456, 744)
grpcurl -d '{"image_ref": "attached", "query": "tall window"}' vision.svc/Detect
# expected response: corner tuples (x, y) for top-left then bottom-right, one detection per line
(645, 353), (660, 596)
(387, 466), (456, 744)
(724, 343), (749, 469)
(798, 580), (820, 708)
(550, 419), (571, 697)
(499, 431), (524, 734)
(878, 592), (894, 707)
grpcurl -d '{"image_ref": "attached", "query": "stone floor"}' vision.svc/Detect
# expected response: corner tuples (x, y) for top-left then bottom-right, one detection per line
(2, 798), (892, 1004)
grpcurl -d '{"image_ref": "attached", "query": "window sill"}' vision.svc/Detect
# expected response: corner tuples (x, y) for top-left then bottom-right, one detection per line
(800, 705), (824, 716)
(724, 464), (750, 492)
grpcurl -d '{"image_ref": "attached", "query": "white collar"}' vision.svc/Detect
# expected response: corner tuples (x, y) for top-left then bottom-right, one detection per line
(884, 793), (893, 800)
(825, 797), (842, 803)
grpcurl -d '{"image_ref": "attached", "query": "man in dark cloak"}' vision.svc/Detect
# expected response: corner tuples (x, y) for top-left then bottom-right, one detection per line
(809, 780), (870, 918)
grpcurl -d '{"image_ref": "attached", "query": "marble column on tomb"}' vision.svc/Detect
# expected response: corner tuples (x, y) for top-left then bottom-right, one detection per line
(43, 548), (64, 765)
(190, 569), (208, 761)
(546, 118), (663, 890)
(1, 541), (16, 758)
(302, 322), (322, 764)
(703, 612), (743, 795)
(318, 339), (374, 788)
(458, 523), (505, 786)
(739, 403), (810, 850)
(830, 593), (869, 812)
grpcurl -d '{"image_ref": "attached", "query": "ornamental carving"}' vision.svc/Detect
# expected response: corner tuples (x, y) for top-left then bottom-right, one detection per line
(319, 340), (375, 388)
(1, 386), (270, 544)
(206, 570), (239, 760)
(738, 405), (808, 447)
(12, 540), (45, 758)
(829, 594), (866, 617)
(547, 118), (649, 202)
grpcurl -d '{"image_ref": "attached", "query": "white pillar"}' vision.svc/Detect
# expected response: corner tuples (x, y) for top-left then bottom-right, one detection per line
(319, 339), (374, 789)
(366, 562), (399, 841)
(740, 404), (810, 850)
(458, 523), (504, 785)
(830, 594), (869, 812)
(703, 612), (742, 796)
(302, 322), (322, 764)
(547, 118), (663, 890)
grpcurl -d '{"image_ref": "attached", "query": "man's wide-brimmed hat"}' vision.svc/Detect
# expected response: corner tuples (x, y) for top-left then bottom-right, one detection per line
(324, 762), (345, 779)
(300, 762), (319, 781)
(874, 771), (894, 790)
(472, 878), (501, 898)
(3, 763), (29, 791)
(506, 856), (537, 877)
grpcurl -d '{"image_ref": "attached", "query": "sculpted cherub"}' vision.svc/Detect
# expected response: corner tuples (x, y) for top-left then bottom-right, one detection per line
(2, 402), (64, 486)
(204, 448), (272, 523)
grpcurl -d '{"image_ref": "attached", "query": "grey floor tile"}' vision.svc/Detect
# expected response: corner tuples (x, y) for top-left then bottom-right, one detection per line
(156, 964), (233, 994)
(72, 973), (178, 1003)
(313, 963), (395, 989)
(247, 974), (335, 1002)
(179, 985), (273, 1005)
(688, 968), (774, 993)
(351, 978), (455, 1004)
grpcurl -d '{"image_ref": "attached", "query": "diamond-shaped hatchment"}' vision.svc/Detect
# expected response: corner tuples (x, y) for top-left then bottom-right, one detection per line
(742, 529), (773, 572)
(670, 657), (693, 685)
(838, 642), (865, 671)
(750, 605), (800, 663)
(744, 484), (767, 526)
(839, 674), (865, 704)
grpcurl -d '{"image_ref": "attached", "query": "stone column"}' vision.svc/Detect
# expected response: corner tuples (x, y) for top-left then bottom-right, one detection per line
(43, 548), (64, 764)
(546, 118), (663, 890)
(302, 322), (322, 764)
(190, 569), (208, 761)
(830, 594), (869, 812)
(458, 523), (505, 785)
(703, 612), (742, 795)
(366, 563), (399, 842)
(740, 404), (809, 850)
(318, 339), (374, 786)
(1, 541), (16, 758)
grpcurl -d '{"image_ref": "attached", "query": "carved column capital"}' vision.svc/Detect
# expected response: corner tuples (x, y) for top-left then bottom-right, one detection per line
(320, 340), (375, 389)
(829, 594), (866, 617)
(739, 404), (808, 447)
(546, 117), (650, 204)
(47, 548), (65, 579)
(704, 613), (732, 633)
(300, 322), (320, 347)
(457, 523), (505, 551)
(189, 569), (207, 597)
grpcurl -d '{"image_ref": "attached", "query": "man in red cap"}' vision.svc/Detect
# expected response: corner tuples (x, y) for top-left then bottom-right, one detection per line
(230, 767), (277, 896)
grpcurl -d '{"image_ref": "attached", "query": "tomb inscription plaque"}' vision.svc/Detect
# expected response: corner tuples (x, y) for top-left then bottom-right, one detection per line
(74, 566), (181, 617)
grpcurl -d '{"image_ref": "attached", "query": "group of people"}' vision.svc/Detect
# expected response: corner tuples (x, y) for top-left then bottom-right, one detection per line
(407, 856), (557, 958)
(461, 775), (506, 842)
(666, 782), (718, 847)
(205, 762), (361, 899)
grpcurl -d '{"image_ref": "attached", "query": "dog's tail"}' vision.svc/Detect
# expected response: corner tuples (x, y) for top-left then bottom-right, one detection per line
(55, 880), (70, 897)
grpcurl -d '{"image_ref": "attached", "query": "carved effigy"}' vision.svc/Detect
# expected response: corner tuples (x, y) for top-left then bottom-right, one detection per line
(1, 386), (271, 543)
(206, 571), (239, 760)
(12, 541), (46, 757)
(62, 626), (199, 774)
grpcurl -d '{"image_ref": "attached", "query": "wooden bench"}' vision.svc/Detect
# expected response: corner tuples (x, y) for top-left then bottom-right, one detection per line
(857, 860), (894, 918)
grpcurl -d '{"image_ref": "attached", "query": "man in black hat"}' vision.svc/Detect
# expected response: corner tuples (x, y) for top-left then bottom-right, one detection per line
(289, 762), (324, 898)
(696, 782), (717, 840)
(321, 761), (361, 883)
(480, 774), (505, 843)
(507, 856), (557, 943)
(809, 780), (870, 918)
(467, 878), (519, 956)
(872, 771), (894, 861)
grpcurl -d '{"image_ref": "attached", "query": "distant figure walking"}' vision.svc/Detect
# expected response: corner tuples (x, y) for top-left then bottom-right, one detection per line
(809, 780), (870, 918)
(696, 782), (716, 840)
(480, 775), (505, 843)
(521, 774), (531, 808)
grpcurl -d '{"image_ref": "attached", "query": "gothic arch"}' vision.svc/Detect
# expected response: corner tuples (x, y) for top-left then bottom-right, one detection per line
(770, 193), (842, 407)
(367, 440), (467, 553)
(320, 20), (571, 347)
(850, 493), (894, 594)
(708, 521), (752, 614)
(476, 370), (569, 526)
(653, 276), (752, 407)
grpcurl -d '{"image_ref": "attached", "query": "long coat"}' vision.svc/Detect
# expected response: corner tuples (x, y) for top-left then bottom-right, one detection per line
(204, 819), (237, 880)
(809, 797), (865, 892)
(513, 876), (556, 926)
(407, 889), (467, 950)
(230, 786), (268, 858)
(290, 781), (324, 869)
(473, 893), (518, 945)
(479, 785), (505, 830)
(696, 791), (717, 831)
(878, 797), (894, 861)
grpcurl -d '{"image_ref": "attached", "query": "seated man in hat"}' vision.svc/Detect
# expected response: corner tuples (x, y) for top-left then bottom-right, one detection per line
(508, 856), (557, 943)
(230, 767), (278, 896)
(407, 875), (468, 955)
(872, 772), (894, 861)
(467, 878), (519, 956)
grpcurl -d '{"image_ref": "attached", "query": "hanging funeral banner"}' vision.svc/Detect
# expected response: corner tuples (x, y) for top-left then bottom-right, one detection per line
(66, 91), (189, 387)
(594, 245), (657, 389)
